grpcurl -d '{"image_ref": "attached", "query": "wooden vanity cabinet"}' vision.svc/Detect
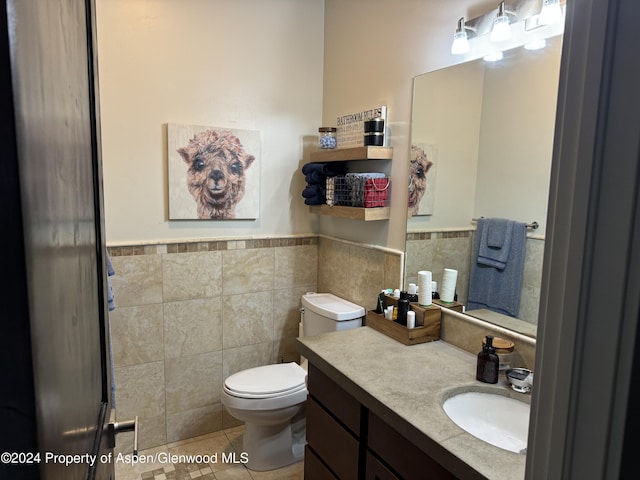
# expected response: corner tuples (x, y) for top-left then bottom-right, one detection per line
(305, 363), (459, 480)
(305, 364), (362, 479)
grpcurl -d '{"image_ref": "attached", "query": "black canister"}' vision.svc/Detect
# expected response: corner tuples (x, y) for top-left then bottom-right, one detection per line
(364, 132), (384, 146)
(396, 291), (410, 326)
(364, 117), (385, 133)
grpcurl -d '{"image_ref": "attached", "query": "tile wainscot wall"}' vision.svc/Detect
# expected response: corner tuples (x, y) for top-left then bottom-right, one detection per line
(108, 235), (404, 451)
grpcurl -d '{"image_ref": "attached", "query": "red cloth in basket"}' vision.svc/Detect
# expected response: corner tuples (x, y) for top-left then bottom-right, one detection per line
(363, 177), (390, 207)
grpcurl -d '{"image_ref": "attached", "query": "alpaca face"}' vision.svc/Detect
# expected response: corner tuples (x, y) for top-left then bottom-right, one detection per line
(178, 129), (255, 219)
(408, 145), (433, 214)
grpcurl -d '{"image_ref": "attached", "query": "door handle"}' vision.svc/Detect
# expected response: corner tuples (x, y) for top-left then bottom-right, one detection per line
(107, 415), (139, 456)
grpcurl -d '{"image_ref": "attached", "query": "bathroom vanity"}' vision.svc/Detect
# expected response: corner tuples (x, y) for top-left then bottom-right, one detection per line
(297, 327), (528, 479)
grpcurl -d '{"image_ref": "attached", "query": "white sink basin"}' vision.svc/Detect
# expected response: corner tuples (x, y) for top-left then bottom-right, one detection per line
(442, 391), (530, 454)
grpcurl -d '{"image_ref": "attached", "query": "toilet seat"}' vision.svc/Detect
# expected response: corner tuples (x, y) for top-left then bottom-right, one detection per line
(224, 362), (307, 399)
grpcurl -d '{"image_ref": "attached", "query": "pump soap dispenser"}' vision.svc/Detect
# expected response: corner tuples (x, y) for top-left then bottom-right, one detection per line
(476, 335), (499, 384)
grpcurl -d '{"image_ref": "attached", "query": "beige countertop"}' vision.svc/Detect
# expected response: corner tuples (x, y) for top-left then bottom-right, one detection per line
(297, 326), (528, 480)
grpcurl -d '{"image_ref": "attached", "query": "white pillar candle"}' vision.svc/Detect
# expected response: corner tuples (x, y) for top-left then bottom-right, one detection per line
(418, 270), (432, 306)
(441, 268), (458, 302)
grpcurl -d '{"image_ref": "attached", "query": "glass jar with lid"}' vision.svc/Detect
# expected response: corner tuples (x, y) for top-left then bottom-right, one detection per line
(483, 336), (515, 371)
(318, 127), (337, 149)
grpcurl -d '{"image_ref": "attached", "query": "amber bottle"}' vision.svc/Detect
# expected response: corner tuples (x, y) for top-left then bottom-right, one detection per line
(476, 335), (499, 384)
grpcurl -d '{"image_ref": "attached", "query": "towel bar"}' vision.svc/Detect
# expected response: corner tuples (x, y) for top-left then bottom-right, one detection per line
(471, 218), (539, 230)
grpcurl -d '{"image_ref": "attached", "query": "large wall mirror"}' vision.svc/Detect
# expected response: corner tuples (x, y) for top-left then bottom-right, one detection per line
(405, 32), (563, 337)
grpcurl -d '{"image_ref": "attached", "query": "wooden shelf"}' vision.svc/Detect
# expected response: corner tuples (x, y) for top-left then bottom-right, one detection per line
(306, 146), (393, 221)
(309, 205), (390, 221)
(309, 146), (393, 162)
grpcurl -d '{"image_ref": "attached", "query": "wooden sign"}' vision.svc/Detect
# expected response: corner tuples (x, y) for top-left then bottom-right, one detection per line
(336, 106), (387, 149)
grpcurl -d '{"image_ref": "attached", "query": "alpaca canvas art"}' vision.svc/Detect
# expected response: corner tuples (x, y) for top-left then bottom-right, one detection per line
(408, 143), (437, 216)
(168, 124), (260, 220)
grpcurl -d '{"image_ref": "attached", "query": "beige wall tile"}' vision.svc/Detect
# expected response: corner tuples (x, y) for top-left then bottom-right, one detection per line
(110, 254), (162, 307)
(164, 298), (223, 358)
(405, 238), (435, 286)
(523, 237), (545, 288)
(273, 286), (311, 341)
(114, 414), (166, 454)
(222, 342), (273, 380)
(166, 403), (223, 444)
(114, 361), (165, 420)
(384, 252), (404, 291)
(317, 238), (350, 295)
(110, 304), (164, 367)
(162, 251), (222, 302)
(165, 351), (223, 414)
(274, 245), (318, 289)
(348, 245), (385, 310)
(222, 291), (273, 349)
(222, 248), (274, 295)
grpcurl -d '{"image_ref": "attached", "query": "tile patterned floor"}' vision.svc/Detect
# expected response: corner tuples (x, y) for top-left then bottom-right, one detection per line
(114, 426), (304, 480)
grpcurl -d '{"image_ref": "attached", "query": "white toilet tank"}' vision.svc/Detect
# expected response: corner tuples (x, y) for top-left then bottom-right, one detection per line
(301, 292), (365, 337)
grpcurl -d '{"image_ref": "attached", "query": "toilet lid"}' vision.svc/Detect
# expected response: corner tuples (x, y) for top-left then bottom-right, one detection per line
(224, 362), (306, 397)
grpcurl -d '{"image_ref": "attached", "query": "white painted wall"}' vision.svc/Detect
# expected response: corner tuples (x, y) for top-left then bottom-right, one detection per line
(96, 0), (325, 244)
(321, 0), (500, 250)
(98, 0), (554, 250)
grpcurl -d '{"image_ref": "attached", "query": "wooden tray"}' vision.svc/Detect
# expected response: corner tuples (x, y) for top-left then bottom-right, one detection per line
(366, 304), (441, 346)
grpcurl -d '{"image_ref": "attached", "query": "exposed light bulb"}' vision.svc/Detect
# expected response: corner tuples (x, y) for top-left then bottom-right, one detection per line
(451, 18), (470, 55)
(524, 38), (547, 50)
(484, 51), (504, 62)
(539, 0), (564, 26)
(490, 3), (512, 42)
(451, 31), (470, 55)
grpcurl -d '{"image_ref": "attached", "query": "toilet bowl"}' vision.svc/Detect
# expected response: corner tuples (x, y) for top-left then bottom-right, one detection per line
(221, 293), (364, 471)
(221, 362), (308, 471)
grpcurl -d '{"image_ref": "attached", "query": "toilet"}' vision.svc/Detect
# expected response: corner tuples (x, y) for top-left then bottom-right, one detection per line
(221, 292), (365, 471)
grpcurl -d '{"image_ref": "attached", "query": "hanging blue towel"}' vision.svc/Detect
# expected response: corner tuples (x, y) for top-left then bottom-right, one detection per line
(106, 252), (116, 311)
(105, 251), (117, 407)
(467, 218), (527, 318)
(477, 218), (514, 270)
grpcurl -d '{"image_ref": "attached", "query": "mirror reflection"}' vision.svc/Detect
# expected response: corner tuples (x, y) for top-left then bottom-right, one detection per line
(405, 35), (563, 336)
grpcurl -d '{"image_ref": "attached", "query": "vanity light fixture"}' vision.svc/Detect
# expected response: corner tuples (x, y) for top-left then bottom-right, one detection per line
(451, 17), (471, 55)
(490, 2), (512, 42)
(538, 0), (564, 26)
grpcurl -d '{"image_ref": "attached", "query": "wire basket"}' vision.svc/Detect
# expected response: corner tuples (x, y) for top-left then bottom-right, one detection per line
(327, 173), (390, 208)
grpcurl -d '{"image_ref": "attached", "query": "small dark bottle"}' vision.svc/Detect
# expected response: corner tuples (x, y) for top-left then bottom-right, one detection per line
(396, 291), (410, 326)
(432, 290), (440, 300)
(476, 335), (499, 384)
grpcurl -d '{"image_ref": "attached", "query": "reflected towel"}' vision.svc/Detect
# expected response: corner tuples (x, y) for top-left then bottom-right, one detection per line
(477, 218), (514, 270)
(467, 219), (527, 318)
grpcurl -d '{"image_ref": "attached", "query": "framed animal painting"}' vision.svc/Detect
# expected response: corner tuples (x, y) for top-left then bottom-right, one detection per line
(408, 143), (437, 216)
(168, 123), (260, 220)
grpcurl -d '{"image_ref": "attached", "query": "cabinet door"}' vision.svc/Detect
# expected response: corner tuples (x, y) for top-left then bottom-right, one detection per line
(366, 452), (401, 480)
(308, 363), (361, 435)
(368, 413), (457, 480)
(304, 445), (338, 480)
(306, 397), (360, 480)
